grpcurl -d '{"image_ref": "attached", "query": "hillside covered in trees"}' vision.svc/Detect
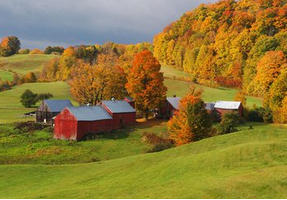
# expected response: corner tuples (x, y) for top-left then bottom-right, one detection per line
(154, 0), (287, 101)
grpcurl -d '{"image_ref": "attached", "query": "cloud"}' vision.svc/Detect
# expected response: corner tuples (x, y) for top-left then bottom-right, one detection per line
(0, 0), (218, 49)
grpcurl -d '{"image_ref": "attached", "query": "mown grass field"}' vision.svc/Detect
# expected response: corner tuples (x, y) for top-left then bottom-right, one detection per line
(0, 119), (166, 165)
(0, 69), (13, 81)
(161, 65), (262, 107)
(1, 123), (287, 198)
(0, 82), (75, 123)
(0, 54), (58, 75)
(0, 55), (281, 199)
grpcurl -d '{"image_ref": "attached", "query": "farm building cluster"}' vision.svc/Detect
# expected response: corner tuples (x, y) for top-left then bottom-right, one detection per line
(35, 97), (243, 141)
(36, 99), (136, 141)
(157, 97), (243, 119)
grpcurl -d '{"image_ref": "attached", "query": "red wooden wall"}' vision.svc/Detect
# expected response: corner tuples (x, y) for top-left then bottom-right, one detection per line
(54, 108), (78, 140)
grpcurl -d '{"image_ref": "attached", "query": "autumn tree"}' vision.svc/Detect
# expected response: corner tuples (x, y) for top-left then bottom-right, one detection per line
(24, 72), (37, 83)
(40, 58), (60, 81)
(29, 48), (44, 54)
(252, 50), (286, 96)
(0, 36), (21, 57)
(126, 50), (167, 120)
(69, 62), (127, 105)
(234, 91), (247, 107)
(167, 88), (212, 146)
(57, 46), (77, 81)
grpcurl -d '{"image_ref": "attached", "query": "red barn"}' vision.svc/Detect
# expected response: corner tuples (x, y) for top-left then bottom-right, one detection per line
(156, 97), (181, 118)
(123, 97), (135, 109)
(54, 106), (114, 141)
(214, 101), (243, 117)
(101, 100), (136, 128)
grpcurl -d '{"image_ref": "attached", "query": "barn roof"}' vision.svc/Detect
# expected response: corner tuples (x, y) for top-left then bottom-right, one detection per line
(205, 102), (215, 110)
(214, 101), (242, 110)
(67, 106), (112, 121)
(124, 97), (134, 102)
(102, 100), (136, 113)
(44, 100), (73, 112)
(167, 97), (181, 110)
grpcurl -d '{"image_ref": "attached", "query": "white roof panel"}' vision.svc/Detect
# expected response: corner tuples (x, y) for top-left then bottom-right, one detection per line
(214, 101), (242, 110)
(167, 97), (181, 110)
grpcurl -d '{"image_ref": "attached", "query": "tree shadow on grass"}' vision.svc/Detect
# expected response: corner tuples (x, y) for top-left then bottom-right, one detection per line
(91, 118), (168, 141)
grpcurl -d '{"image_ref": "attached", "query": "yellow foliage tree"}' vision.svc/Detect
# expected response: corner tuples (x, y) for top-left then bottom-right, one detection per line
(69, 62), (127, 105)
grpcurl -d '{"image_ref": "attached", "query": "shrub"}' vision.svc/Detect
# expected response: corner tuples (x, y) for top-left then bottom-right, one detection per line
(142, 132), (174, 153)
(218, 112), (241, 134)
(19, 49), (30, 54)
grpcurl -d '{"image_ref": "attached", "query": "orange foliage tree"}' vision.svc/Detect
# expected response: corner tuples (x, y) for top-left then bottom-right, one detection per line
(167, 88), (212, 146)
(253, 50), (286, 95)
(125, 50), (167, 120)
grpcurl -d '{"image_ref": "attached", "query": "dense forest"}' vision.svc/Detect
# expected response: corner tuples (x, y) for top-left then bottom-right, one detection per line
(154, 0), (287, 107)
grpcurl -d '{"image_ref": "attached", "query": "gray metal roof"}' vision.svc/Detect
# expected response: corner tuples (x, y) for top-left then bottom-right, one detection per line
(44, 100), (73, 112)
(214, 101), (242, 110)
(205, 102), (215, 110)
(67, 106), (113, 121)
(124, 97), (134, 102)
(167, 97), (181, 110)
(102, 100), (136, 113)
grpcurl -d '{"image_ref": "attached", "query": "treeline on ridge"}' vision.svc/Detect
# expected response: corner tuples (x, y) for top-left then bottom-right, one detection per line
(154, 0), (287, 95)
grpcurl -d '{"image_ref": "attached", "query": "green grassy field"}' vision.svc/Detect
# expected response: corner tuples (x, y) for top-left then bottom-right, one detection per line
(0, 54), (58, 75)
(0, 82), (75, 123)
(0, 123), (287, 198)
(0, 69), (13, 81)
(0, 119), (166, 165)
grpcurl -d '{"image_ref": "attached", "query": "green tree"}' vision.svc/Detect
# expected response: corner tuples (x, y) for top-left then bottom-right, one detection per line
(0, 36), (21, 57)
(218, 112), (241, 134)
(20, 90), (38, 108)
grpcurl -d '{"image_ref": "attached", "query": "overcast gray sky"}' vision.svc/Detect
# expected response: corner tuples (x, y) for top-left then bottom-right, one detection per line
(0, 0), (218, 49)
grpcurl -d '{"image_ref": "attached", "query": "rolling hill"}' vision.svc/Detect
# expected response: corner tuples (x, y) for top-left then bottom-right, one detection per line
(0, 56), (262, 123)
(0, 54), (58, 75)
(0, 123), (286, 198)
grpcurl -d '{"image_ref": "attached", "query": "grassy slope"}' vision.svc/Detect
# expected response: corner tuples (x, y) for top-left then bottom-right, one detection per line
(0, 82), (74, 123)
(162, 65), (262, 107)
(0, 69), (13, 81)
(1, 124), (287, 198)
(0, 120), (166, 165)
(0, 54), (58, 75)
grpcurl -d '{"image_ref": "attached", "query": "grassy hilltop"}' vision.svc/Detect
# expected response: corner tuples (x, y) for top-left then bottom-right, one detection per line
(0, 54), (58, 75)
(1, 124), (287, 198)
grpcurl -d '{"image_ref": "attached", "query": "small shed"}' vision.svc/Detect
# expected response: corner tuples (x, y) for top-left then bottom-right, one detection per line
(123, 97), (135, 109)
(102, 100), (136, 128)
(54, 106), (114, 141)
(36, 100), (73, 123)
(214, 101), (243, 117)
